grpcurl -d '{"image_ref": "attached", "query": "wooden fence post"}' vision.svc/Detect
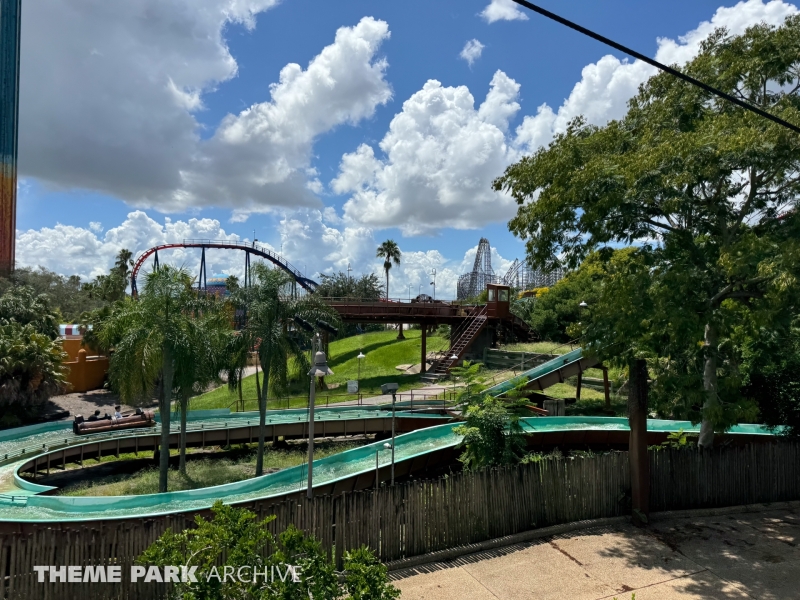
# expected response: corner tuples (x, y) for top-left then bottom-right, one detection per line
(628, 358), (650, 525)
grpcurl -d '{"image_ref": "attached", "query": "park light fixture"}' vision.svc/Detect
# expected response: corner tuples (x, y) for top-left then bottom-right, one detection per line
(357, 351), (366, 397)
(579, 301), (589, 308)
(376, 442), (393, 490)
(381, 382), (399, 484)
(307, 334), (334, 500)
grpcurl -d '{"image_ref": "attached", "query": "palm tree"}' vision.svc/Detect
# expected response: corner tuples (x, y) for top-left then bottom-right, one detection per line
(173, 297), (232, 474)
(235, 264), (339, 476)
(223, 332), (250, 412)
(99, 265), (203, 492)
(376, 240), (401, 299)
(376, 240), (403, 339)
(114, 249), (134, 280)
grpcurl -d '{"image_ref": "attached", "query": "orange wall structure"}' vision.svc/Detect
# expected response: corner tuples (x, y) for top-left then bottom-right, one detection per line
(61, 338), (108, 393)
(64, 349), (109, 393)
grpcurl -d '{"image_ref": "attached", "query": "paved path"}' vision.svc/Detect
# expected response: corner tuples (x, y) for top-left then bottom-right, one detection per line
(393, 506), (800, 599)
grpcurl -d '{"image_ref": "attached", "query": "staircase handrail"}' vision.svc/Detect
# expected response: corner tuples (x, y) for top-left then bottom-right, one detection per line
(446, 305), (487, 350)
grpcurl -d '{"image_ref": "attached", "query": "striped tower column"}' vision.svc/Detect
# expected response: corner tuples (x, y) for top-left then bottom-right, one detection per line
(0, 0), (22, 277)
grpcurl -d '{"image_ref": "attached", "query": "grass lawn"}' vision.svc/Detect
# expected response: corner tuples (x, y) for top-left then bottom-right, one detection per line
(192, 329), (449, 411)
(501, 341), (577, 355)
(56, 439), (364, 497)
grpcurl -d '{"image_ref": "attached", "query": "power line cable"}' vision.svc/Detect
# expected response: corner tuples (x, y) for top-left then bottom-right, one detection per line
(510, 0), (800, 134)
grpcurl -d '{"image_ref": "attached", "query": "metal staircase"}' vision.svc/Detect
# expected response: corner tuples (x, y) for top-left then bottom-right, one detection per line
(421, 306), (488, 383)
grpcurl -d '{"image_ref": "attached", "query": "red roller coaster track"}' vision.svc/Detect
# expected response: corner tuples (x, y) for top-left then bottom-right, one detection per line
(130, 239), (318, 295)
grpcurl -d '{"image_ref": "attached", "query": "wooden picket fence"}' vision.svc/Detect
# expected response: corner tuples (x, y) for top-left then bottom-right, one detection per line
(649, 442), (800, 511)
(2, 442), (799, 599)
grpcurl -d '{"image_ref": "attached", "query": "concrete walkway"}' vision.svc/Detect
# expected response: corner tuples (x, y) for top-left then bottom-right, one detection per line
(393, 505), (800, 599)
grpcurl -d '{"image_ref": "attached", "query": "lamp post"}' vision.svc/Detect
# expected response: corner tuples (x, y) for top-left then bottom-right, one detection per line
(450, 353), (458, 404)
(357, 350), (365, 399)
(380, 383), (399, 484)
(307, 334), (334, 499)
(430, 269), (437, 301)
(376, 442), (392, 490)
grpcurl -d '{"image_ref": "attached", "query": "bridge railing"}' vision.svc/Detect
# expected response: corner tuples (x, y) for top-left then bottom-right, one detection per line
(321, 296), (453, 304)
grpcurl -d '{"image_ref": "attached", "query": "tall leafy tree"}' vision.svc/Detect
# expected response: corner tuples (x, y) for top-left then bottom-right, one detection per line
(315, 271), (383, 300)
(234, 264), (339, 476)
(99, 266), (202, 492)
(0, 286), (60, 339)
(173, 297), (233, 475)
(494, 18), (800, 446)
(85, 248), (135, 303)
(0, 285), (67, 426)
(0, 267), (102, 322)
(376, 240), (401, 299)
(0, 321), (67, 427)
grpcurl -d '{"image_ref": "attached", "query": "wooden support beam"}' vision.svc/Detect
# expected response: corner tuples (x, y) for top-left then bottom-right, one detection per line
(628, 358), (650, 526)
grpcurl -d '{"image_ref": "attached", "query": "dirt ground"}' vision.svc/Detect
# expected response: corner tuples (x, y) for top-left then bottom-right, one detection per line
(44, 389), (157, 420)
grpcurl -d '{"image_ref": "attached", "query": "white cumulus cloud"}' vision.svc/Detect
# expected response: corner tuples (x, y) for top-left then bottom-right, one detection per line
(16, 208), (516, 299)
(334, 71), (522, 234)
(16, 212), (246, 282)
(336, 0), (798, 235)
(460, 39), (485, 66)
(480, 0), (529, 23)
(20, 6), (392, 217)
(515, 0), (798, 153)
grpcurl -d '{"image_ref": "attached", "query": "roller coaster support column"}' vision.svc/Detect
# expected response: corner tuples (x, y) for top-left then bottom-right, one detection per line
(420, 322), (427, 374)
(198, 247), (207, 291)
(628, 358), (650, 526)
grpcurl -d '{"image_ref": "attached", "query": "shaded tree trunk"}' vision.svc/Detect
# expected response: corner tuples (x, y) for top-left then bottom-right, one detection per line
(254, 361), (261, 405)
(179, 393), (189, 475)
(628, 358), (650, 525)
(698, 322), (719, 448)
(397, 323), (405, 340)
(159, 348), (174, 494)
(256, 350), (270, 477)
(237, 372), (244, 412)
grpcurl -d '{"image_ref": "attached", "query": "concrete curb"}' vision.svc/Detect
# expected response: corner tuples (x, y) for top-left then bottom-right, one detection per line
(386, 500), (800, 572)
(648, 499), (800, 522)
(386, 516), (629, 572)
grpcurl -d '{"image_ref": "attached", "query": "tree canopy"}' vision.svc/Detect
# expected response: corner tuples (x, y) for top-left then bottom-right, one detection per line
(494, 18), (800, 444)
(0, 285), (67, 427)
(315, 271), (383, 300)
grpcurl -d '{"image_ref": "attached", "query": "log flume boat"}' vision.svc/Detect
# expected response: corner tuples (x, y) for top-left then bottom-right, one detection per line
(73, 409), (156, 435)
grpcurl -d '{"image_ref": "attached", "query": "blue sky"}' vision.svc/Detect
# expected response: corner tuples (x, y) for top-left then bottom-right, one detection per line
(14, 0), (798, 297)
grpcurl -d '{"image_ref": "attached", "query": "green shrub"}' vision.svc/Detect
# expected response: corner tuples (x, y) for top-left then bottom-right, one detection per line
(140, 502), (400, 600)
(0, 320), (67, 427)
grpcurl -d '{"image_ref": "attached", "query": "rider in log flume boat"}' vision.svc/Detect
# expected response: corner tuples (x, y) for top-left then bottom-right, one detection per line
(72, 408), (156, 435)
